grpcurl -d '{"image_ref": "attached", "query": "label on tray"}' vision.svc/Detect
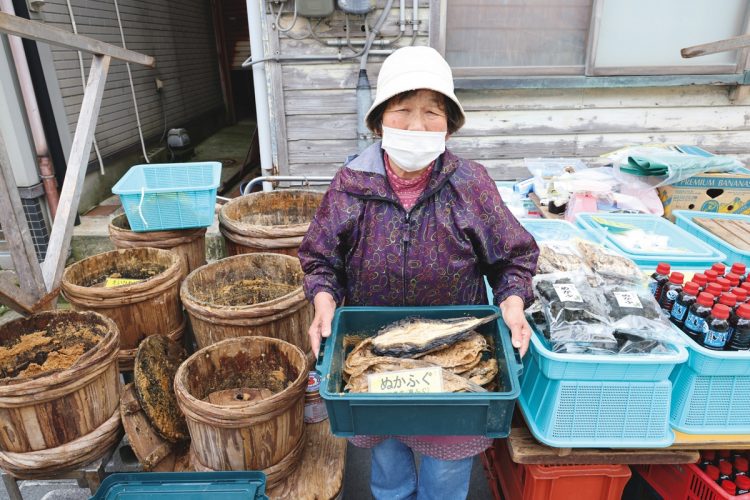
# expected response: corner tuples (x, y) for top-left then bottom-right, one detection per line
(105, 278), (143, 287)
(368, 367), (444, 394)
(553, 283), (583, 302)
(614, 291), (643, 309)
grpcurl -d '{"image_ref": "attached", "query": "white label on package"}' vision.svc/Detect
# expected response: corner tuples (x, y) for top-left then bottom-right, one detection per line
(614, 291), (643, 309)
(544, 241), (575, 255)
(368, 367), (444, 394)
(553, 283), (583, 302)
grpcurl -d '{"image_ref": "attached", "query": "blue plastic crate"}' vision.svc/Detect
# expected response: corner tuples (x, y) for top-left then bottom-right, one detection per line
(669, 329), (750, 434)
(518, 336), (676, 448)
(527, 323), (688, 382)
(521, 219), (593, 243)
(112, 162), (221, 232)
(90, 472), (267, 499)
(317, 306), (523, 437)
(575, 213), (726, 267)
(673, 210), (750, 268)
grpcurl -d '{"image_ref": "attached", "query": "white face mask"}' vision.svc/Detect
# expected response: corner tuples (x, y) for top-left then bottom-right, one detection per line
(381, 126), (446, 172)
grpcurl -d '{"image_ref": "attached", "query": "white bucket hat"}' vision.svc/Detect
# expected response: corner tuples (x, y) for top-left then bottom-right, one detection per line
(365, 46), (465, 128)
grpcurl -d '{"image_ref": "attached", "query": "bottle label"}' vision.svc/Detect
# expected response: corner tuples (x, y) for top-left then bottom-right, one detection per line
(648, 280), (657, 296)
(666, 289), (679, 301)
(614, 291), (642, 309)
(553, 283), (583, 302)
(703, 325), (729, 348)
(671, 302), (688, 322)
(684, 311), (706, 334)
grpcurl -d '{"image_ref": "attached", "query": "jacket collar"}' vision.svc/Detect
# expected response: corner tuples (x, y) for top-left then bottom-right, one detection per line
(336, 141), (460, 204)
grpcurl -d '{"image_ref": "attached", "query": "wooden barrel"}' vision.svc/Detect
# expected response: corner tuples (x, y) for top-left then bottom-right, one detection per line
(61, 248), (185, 353)
(109, 214), (207, 275)
(180, 253), (313, 362)
(0, 310), (122, 478)
(219, 190), (323, 257)
(174, 336), (307, 487)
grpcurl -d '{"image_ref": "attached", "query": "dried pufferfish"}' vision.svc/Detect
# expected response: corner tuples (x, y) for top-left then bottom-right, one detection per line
(537, 243), (589, 274)
(370, 312), (501, 357)
(575, 239), (642, 282)
(344, 358), (488, 393)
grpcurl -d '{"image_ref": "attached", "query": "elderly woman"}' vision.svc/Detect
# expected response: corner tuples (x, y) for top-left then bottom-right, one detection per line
(299, 46), (538, 499)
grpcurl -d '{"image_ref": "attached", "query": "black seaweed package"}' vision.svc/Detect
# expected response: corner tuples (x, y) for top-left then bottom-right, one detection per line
(602, 285), (663, 322)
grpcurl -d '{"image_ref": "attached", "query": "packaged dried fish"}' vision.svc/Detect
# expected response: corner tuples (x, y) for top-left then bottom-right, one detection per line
(536, 241), (591, 274)
(575, 239), (643, 284)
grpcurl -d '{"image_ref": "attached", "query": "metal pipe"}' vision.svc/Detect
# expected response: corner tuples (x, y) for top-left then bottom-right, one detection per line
(0, 0), (59, 217)
(400, 0), (405, 32)
(242, 175), (333, 195)
(246, 0), (275, 191)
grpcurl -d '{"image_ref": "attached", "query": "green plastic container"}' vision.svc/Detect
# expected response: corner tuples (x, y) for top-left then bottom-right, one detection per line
(90, 472), (268, 499)
(317, 305), (522, 437)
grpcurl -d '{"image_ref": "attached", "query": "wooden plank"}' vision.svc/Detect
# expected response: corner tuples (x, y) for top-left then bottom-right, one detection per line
(0, 12), (154, 67)
(267, 10), (290, 175)
(42, 54), (111, 292)
(507, 427), (700, 465)
(682, 34), (750, 59)
(0, 273), (37, 316)
(694, 218), (750, 250)
(0, 129), (46, 303)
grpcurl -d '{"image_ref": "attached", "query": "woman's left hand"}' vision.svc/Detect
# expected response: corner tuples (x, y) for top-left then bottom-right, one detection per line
(499, 295), (532, 357)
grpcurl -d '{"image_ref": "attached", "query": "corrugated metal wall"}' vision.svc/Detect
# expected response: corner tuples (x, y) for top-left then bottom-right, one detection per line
(270, 1), (750, 181)
(41, 0), (223, 160)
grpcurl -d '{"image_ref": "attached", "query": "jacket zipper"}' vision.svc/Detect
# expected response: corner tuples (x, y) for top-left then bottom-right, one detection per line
(402, 211), (410, 306)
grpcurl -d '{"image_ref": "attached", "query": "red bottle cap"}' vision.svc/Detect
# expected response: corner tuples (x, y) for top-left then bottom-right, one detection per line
(702, 450), (717, 461)
(706, 464), (721, 481)
(732, 262), (747, 276)
(736, 475), (750, 490)
(705, 270), (719, 282)
(693, 273), (708, 287)
(670, 272), (685, 285)
(726, 273), (741, 287)
(732, 287), (748, 302)
(717, 277), (732, 292)
(713, 263), (727, 275)
(655, 263), (671, 275)
(720, 293), (738, 307)
(720, 450), (732, 459)
(683, 282), (700, 296)
(736, 457), (749, 473)
(706, 283), (723, 297)
(712, 304), (731, 320)
(722, 479), (737, 495)
(742, 282), (750, 294)
(721, 461), (735, 475)
(738, 303), (750, 320)
(697, 292), (715, 307)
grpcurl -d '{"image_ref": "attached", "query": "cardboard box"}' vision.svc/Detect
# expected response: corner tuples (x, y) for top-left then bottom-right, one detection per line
(659, 173), (750, 221)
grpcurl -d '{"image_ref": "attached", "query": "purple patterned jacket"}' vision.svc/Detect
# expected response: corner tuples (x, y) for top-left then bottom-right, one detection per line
(299, 142), (539, 308)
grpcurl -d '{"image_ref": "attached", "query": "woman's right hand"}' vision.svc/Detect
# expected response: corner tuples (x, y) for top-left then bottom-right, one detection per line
(309, 291), (336, 357)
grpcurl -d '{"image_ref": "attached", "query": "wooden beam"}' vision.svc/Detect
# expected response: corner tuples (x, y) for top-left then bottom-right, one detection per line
(0, 12), (154, 67)
(0, 273), (37, 316)
(682, 33), (750, 59)
(0, 128), (46, 303)
(42, 54), (111, 291)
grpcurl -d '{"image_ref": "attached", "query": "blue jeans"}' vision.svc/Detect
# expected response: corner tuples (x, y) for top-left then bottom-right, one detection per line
(370, 438), (474, 500)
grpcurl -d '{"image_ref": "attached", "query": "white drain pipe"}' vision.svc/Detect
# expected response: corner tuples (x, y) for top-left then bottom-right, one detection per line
(246, 0), (274, 191)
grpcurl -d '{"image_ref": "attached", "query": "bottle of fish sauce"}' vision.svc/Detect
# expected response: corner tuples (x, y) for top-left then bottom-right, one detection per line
(705, 283), (724, 302)
(712, 262), (727, 277)
(719, 292), (738, 337)
(659, 272), (684, 313)
(702, 304), (731, 351)
(705, 269), (720, 284)
(683, 292), (714, 343)
(726, 273), (741, 289)
(731, 262), (747, 283)
(670, 281), (699, 327)
(717, 277), (732, 294)
(732, 287), (748, 304)
(728, 303), (750, 351)
(649, 263), (671, 301)
(737, 475), (750, 495)
(693, 273), (709, 293)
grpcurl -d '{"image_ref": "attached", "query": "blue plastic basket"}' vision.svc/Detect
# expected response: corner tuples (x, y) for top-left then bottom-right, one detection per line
(518, 334), (676, 448)
(112, 162), (221, 232)
(575, 213), (726, 267)
(673, 210), (750, 268)
(91, 472), (268, 499)
(527, 323), (688, 382)
(669, 329), (750, 434)
(521, 219), (593, 242)
(317, 306), (523, 437)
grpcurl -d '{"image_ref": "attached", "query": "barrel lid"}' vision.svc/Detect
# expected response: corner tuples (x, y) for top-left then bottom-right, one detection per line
(307, 371), (322, 392)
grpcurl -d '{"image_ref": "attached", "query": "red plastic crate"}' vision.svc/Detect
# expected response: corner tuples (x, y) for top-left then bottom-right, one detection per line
(483, 439), (631, 500)
(637, 463), (750, 500)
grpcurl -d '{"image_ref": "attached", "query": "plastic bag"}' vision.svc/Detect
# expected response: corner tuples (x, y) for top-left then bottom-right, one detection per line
(575, 239), (644, 284)
(536, 241), (591, 274)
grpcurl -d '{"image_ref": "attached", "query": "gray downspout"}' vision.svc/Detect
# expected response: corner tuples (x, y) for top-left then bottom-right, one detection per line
(246, 0), (274, 191)
(356, 69), (372, 152)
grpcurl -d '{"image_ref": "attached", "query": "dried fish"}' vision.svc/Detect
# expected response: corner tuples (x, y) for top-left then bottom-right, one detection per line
(370, 313), (501, 357)
(537, 242), (590, 274)
(462, 358), (498, 386)
(575, 239), (642, 283)
(344, 358), (488, 393)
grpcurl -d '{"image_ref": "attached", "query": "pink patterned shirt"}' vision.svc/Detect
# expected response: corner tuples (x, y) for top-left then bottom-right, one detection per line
(384, 153), (434, 211)
(348, 435), (493, 461)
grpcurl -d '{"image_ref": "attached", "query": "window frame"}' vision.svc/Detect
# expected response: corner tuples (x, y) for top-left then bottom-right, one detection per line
(432, 0), (750, 80)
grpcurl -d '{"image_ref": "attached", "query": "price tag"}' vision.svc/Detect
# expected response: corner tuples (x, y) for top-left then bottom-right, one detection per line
(105, 278), (143, 288)
(614, 291), (643, 309)
(367, 367), (444, 394)
(553, 283), (583, 302)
